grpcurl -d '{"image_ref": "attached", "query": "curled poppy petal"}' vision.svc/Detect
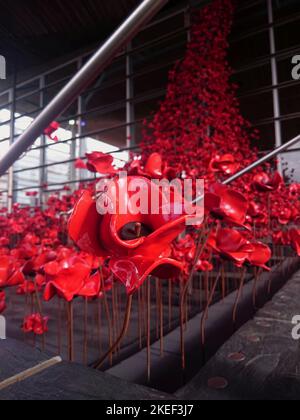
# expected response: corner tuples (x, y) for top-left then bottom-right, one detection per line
(110, 256), (183, 295)
(252, 172), (282, 193)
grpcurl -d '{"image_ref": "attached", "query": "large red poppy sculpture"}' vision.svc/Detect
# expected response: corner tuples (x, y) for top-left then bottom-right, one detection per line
(68, 176), (189, 294)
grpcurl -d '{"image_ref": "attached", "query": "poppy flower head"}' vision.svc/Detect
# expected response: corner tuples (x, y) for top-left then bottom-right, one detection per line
(22, 314), (49, 336)
(205, 183), (249, 228)
(252, 172), (283, 193)
(209, 154), (240, 175)
(86, 152), (117, 175)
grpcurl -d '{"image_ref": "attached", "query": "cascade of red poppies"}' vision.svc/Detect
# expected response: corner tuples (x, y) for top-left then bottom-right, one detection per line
(0, 0), (298, 370)
(141, 0), (259, 182)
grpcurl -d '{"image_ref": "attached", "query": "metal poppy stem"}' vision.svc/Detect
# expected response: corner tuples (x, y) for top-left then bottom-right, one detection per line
(159, 280), (164, 357)
(147, 280), (151, 383)
(33, 277), (46, 351)
(83, 297), (88, 365)
(95, 294), (133, 370)
(180, 219), (210, 370)
(201, 269), (222, 345)
(99, 268), (113, 366)
(168, 281), (173, 331)
(221, 263), (226, 301)
(232, 267), (247, 324)
(252, 267), (261, 307)
(57, 298), (62, 355)
(97, 299), (103, 356)
(67, 301), (74, 362)
(138, 288), (143, 349)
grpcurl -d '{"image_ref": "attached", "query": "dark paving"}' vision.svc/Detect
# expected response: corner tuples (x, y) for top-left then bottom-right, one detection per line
(0, 338), (54, 382)
(176, 265), (300, 400)
(0, 339), (174, 400)
(107, 257), (300, 393)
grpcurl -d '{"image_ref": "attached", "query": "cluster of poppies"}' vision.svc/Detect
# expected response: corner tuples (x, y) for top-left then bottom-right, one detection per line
(0, 0), (298, 338)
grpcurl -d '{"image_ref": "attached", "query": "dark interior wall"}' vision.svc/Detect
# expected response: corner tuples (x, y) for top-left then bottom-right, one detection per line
(230, 0), (300, 150)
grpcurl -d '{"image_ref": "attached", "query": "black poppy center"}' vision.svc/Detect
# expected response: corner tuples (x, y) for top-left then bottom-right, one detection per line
(119, 222), (153, 240)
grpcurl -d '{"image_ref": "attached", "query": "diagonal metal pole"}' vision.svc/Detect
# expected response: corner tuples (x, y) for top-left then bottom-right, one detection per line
(194, 134), (300, 203)
(0, 0), (169, 177)
(223, 134), (300, 185)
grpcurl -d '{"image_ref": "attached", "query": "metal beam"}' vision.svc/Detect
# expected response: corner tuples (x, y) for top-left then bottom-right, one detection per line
(223, 134), (300, 185)
(194, 134), (300, 203)
(0, 0), (169, 177)
(267, 0), (283, 174)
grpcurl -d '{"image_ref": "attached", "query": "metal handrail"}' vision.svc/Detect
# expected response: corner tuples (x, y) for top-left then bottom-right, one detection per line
(0, 0), (169, 177)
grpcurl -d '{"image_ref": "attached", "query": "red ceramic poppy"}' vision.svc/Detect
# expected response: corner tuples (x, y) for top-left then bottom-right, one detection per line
(208, 228), (254, 267)
(144, 153), (163, 178)
(289, 184), (299, 200)
(277, 208), (292, 225)
(252, 172), (282, 193)
(289, 229), (300, 256)
(247, 201), (268, 226)
(17, 281), (36, 296)
(43, 257), (92, 302)
(69, 176), (188, 257)
(205, 183), (249, 228)
(109, 256), (183, 295)
(75, 159), (88, 170)
(44, 122), (60, 142)
(22, 314), (49, 336)
(86, 152), (117, 175)
(69, 176), (189, 293)
(172, 234), (196, 263)
(25, 191), (38, 197)
(129, 153), (176, 180)
(0, 256), (25, 289)
(77, 271), (101, 298)
(246, 242), (271, 271)
(196, 259), (213, 272)
(209, 154), (240, 175)
(0, 237), (9, 247)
